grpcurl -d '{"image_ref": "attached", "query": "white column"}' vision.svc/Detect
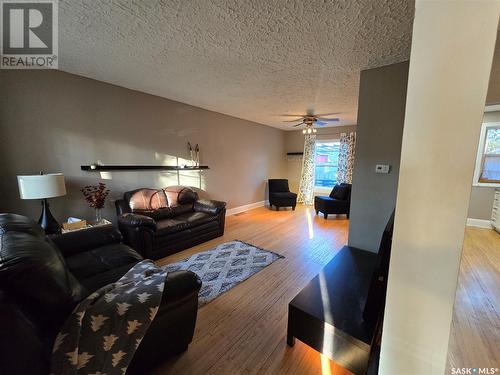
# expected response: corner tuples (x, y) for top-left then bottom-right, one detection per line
(380, 1), (500, 374)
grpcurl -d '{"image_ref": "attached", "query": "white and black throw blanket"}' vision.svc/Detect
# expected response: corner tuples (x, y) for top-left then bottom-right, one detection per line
(51, 260), (168, 375)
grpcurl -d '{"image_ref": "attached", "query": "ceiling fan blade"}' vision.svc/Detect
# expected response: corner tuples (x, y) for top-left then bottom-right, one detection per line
(316, 121), (327, 126)
(284, 118), (305, 122)
(292, 122), (305, 127)
(280, 114), (307, 117)
(314, 112), (340, 117)
(316, 117), (340, 122)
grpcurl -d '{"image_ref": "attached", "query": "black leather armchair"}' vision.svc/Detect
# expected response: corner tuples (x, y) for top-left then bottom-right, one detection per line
(0, 214), (201, 375)
(268, 179), (297, 210)
(314, 183), (352, 219)
(116, 186), (226, 260)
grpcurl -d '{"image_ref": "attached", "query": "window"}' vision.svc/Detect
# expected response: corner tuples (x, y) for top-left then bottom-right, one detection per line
(314, 141), (340, 188)
(474, 122), (500, 185)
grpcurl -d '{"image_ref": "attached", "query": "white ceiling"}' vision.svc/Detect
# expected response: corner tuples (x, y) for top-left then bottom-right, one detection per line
(59, 0), (415, 130)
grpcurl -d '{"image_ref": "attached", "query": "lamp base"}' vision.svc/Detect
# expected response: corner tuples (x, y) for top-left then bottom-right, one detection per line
(38, 199), (61, 234)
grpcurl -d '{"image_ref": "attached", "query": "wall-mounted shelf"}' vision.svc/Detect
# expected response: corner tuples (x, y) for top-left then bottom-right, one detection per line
(287, 152), (304, 156)
(81, 165), (209, 171)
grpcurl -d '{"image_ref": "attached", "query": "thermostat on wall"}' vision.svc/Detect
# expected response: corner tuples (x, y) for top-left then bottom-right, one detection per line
(375, 164), (390, 174)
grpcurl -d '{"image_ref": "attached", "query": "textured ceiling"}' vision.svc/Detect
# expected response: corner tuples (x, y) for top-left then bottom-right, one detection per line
(59, 0), (415, 129)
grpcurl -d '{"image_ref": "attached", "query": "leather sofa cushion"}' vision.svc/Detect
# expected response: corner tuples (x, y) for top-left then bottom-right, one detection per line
(133, 207), (173, 221)
(125, 188), (168, 211)
(156, 212), (217, 235)
(79, 263), (141, 294)
(177, 211), (217, 226)
(169, 204), (194, 217)
(156, 219), (191, 235)
(65, 243), (142, 283)
(164, 186), (198, 207)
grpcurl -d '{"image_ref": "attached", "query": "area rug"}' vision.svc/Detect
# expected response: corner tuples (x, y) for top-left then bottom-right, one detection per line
(162, 240), (284, 306)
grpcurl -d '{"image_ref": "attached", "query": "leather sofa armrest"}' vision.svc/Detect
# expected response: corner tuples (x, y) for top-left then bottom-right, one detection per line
(162, 270), (202, 303)
(50, 225), (123, 256)
(115, 199), (131, 216)
(118, 213), (157, 231)
(193, 199), (227, 215)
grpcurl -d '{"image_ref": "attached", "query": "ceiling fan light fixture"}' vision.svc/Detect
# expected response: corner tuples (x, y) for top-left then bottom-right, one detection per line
(313, 128), (317, 133)
(302, 129), (306, 134)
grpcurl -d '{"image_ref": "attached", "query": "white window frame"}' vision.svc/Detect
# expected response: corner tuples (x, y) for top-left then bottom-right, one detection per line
(473, 121), (500, 187)
(314, 139), (340, 193)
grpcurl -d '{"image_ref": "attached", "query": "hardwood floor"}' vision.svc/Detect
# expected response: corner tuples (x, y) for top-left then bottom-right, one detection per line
(446, 227), (500, 371)
(152, 205), (499, 374)
(154, 205), (353, 375)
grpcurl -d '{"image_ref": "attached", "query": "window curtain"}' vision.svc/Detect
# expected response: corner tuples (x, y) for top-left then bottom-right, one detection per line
(297, 134), (316, 205)
(337, 132), (356, 184)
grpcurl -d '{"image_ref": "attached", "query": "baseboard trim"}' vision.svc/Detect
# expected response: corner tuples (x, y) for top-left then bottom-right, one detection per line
(226, 200), (269, 216)
(466, 218), (493, 229)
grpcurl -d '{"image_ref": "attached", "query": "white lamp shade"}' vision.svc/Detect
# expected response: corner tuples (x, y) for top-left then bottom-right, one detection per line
(17, 173), (66, 200)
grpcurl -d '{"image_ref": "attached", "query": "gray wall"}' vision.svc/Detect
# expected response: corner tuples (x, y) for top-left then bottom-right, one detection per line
(348, 62), (409, 252)
(0, 70), (286, 224)
(284, 125), (357, 193)
(466, 109), (500, 220)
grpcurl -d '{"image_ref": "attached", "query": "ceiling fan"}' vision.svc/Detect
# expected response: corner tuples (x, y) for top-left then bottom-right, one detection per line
(281, 112), (340, 133)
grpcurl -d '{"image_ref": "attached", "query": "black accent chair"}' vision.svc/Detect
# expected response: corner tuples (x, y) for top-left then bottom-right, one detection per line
(268, 179), (297, 210)
(0, 213), (201, 375)
(116, 186), (226, 260)
(314, 183), (352, 219)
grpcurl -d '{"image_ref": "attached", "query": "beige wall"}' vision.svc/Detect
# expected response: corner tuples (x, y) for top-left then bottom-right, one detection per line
(0, 70), (286, 223)
(467, 110), (500, 220)
(284, 125), (357, 193)
(380, 1), (499, 373)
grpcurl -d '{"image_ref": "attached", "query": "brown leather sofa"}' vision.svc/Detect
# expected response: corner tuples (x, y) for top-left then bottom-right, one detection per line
(116, 186), (226, 260)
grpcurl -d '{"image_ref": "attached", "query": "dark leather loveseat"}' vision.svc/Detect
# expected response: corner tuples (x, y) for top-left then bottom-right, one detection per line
(0, 213), (201, 375)
(116, 186), (226, 260)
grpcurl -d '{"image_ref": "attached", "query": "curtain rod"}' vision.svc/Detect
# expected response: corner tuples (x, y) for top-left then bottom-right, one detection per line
(315, 131), (355, 136)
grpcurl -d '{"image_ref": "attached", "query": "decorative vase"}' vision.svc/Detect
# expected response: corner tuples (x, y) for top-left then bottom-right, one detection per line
(95, 208), (103, 224)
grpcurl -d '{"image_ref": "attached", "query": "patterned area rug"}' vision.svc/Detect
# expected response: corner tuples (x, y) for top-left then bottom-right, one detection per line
(162, 240), (284, 306)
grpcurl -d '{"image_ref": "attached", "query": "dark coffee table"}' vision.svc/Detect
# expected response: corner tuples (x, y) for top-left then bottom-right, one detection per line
(287, 246), (378, 374)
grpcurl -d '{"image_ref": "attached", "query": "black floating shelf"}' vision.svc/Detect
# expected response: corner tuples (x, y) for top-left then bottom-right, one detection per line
(287, 152), (304, 156)
(81, 165), (209, 171)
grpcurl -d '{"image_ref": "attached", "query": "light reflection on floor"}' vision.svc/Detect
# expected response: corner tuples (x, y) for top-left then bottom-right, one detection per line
(306, 207), (315, 239)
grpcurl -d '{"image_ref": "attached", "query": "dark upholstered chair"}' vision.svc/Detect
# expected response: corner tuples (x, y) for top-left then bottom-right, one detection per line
(268, 179), (297, 210)
(314, 183), (352, 219)
(0, 214), (201, 375)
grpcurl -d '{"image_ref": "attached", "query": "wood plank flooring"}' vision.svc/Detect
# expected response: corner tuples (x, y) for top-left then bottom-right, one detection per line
(154, 205), (352, 375)
(152, 205), (499, 374)
(446, 227), (500, 371)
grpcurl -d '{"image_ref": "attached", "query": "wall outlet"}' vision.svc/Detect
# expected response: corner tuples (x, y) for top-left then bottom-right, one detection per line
(375, 164), (390, 174)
